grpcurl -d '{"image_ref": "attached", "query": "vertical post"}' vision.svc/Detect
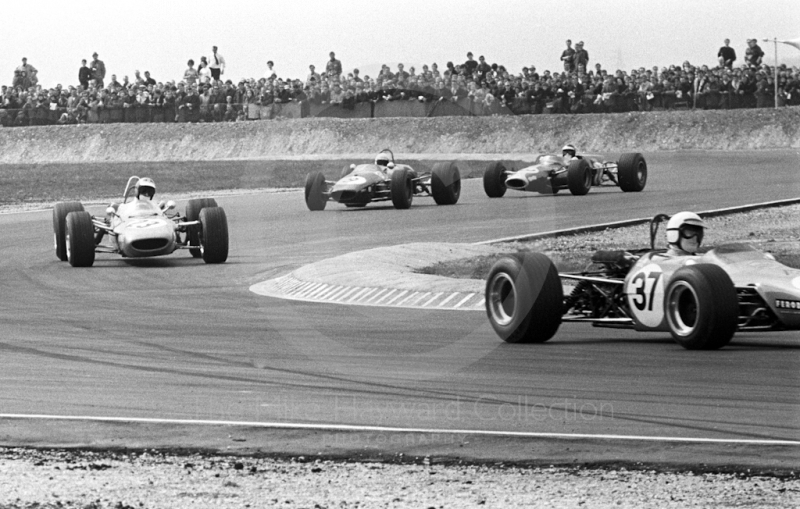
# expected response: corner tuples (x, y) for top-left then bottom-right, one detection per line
(774, 38), (779, 109)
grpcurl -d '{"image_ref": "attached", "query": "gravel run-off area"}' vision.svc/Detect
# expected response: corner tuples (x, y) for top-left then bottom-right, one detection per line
(1, 448), (800, 508)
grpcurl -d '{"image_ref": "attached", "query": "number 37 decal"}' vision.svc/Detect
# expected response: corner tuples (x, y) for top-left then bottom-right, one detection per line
(625, 264), (665, 327)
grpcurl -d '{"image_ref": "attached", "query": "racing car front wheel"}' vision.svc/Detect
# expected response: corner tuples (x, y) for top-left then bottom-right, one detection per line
(485, 253), (563, 344)
(483, 162), (507, 198)
(305, 172), (328, 211)
(198, 206), (229, 264)
(53, 201), (85, 261)
(186, 198), (219, 257)
(567, 159), (592, 195)
(65, 211), (95, 267)
(390, 168), (413, 209)
(431, 162), (461, 205)
(664, 264), (738, 350)
(617, 153), (647, 192)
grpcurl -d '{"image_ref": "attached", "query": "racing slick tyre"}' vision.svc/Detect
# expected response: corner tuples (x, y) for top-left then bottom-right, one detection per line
(664, 264), (738, 350)
(483, 162), (507, 198)
(431, 162), (461, 205)
(485, 253), (563, 344)
(390, 167), (413, 209)
(186, 198), (219, 258)
(567, 158), (592, 195)
(340, 165), (355, 180)
(198, 206), (229, 264)
(53, 201), (85, 261)
(617, 152), (647, 192)
(65, 211), (95, 267)
(305, 172), (328, 211)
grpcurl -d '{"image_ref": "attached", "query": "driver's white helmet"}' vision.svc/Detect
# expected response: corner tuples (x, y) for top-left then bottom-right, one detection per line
(136, 177), (156, 200)
(374, 150), (392, 167)
(561, 144), (576, 157)
(666, 211), (706, 253)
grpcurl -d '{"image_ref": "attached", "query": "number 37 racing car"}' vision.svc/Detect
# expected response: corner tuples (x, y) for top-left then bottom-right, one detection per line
(484, 214), (800, 350)
(52, 176), (229, 267)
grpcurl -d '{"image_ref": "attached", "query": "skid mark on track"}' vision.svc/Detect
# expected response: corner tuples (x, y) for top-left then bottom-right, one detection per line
(251, 274), (484, 311)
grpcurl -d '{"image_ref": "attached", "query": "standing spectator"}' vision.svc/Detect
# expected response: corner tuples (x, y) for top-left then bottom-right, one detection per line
(183, 60), (198, 86)
(306, 64), (321, 85)
(16, 58), (38, 86)
(561, 40), (575, 73)
(264, 60), (277, 80)
(326, 52), (342, 78)
(718, 39), (736, 69)
(208, 46), (225, 81)
(143, 71), (156, 87)
(198, 57), (212, 84)
(574, 42), (589, 75)
(745, 39), (764, 67)
(463, 52), (478, 76)
(78, 59), (91, 90)
(476, 56), (492, 82)
(91, 53), (106, 88)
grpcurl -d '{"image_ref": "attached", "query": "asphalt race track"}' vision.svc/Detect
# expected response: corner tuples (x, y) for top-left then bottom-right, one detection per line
(1, 150), (799, 466)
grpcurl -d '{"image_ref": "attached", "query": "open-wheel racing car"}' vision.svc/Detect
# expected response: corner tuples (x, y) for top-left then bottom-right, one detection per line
(483, 152), (647, 197)
(484, 213), (800, 350)
(52, 176), (229, 267)
(304, 149), (461, 210)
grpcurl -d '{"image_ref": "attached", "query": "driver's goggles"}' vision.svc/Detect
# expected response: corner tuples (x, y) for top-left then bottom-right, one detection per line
(680, 227), (703, 241)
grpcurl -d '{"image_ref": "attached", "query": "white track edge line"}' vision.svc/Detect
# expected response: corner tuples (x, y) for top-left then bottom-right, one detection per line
(1, 414), (797, 446)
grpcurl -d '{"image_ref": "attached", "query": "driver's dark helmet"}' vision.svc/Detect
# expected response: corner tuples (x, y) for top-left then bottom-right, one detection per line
(374, 150), (392, 167)
(561, 144), (576, 158)
(136, 177), (156, 200)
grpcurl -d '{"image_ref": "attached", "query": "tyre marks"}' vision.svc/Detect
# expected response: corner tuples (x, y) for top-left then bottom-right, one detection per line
(250, 274), (485, 311)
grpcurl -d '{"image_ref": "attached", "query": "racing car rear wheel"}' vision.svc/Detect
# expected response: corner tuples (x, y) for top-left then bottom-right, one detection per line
(186, 198), (219, 258)
(340, 165), (354, 180)
(431, 162), (461, 205)
(483, 162), (507, 198)
(485, 253), (563, 344)
(617, 152), (647, 192)
(198, 206), (229, 264)
(390, 168), (413, 209)
(53, 201), (85, 261)
(65, 211), (95, 267)
(567, 158), (592, 195)
(664, 264), (738, 350)
(305, 172), (328, 211)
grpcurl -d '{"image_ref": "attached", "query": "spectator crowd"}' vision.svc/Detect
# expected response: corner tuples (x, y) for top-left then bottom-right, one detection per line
(2, 39), (799, 126)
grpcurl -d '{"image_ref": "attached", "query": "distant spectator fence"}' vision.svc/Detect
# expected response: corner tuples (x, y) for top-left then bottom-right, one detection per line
(0, 89), (792, 127)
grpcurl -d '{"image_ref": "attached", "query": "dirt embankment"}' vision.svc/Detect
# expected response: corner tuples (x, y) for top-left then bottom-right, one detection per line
(0, 108), (798, 164)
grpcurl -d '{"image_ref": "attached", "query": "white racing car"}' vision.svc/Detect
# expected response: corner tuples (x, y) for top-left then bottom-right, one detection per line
(52, 176), (229, 267)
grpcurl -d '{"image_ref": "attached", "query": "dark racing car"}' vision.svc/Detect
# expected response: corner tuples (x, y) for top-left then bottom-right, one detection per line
(304, 149), (461, 210)
(483, 146), (647, 197)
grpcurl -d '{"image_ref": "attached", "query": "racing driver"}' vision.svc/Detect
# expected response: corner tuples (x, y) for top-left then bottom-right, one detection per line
(665, 211), (706, 256)
(136, 177), (156, 200)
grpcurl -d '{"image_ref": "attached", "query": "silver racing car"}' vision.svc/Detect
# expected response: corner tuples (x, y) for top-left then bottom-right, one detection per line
(52, 176), (229, 267)
(485, 213), (800, 349)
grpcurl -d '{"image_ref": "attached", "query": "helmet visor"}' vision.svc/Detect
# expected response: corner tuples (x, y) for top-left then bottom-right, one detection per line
(680, 226), (703, 242)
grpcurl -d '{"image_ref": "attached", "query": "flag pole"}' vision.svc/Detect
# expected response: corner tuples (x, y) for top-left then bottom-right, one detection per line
(764, 38), (778, 109)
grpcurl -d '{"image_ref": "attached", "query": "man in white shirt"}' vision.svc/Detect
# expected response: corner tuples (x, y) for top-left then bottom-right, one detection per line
(265, 60), (277, 80)
(209, 46), (226, 81)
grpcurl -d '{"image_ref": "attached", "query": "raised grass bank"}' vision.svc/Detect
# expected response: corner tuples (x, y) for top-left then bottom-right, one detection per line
(0, 108), (798, 164)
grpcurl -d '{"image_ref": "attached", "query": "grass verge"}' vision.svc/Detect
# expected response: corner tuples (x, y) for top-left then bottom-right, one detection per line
(418, 204), (800, 278)
(0, 159), (491, 207)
